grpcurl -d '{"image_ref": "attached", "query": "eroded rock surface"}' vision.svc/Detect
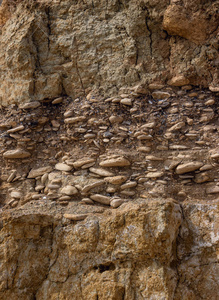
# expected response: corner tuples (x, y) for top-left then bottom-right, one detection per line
(0, 0), (218, 105)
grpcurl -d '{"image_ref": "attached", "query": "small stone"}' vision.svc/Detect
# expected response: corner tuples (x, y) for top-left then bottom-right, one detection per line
(168, 122), (185, 132)
(59, 196), (71, 201)
(109, 116), (124, 124)
(82, 180), (105, 194)
(209, 86), (219, 92)
(148, 83), (165, 90)
(152, 91), (170, 100)
(146, 171), (164, 178)
(61, 185), (78, 195)
(20, 101), (41, 109)
(41, 173), (49, 184)
(64, 214), (88, 221)
(146, 155), (163, 161)
(89, 168), (114, 177)
(169, 145), (188, 150)
(104, 176), (127, 185)
(81, 198), (94, 204)
(120, 181), (137, 190)
(7, 170), (17, 183)
(199, 164), (213, 171)
(206, 186), (219, 194)
(137, 134), (152, 140)
(137, 147), (151, 153)
(120, 190), (135, 196)
(10, 191), (22, 199)
(28, 166), (53, 178)
(64, 110), (74, 118)
(55, 163), (73, 172)
(90, 194), (111, 205)
(120, 98), (132, 106)
(100, 157), (130, 167)
(3, 149), (31, 159)
(194, 172), (210, 183)
(35, 185), (45, 192)
(175, 162), (203, 174)
(168, 75), (189, 86)
(64, 116), (86, 124)
(7, 125), (25, 134)
(48, 184), (60, 190)
(205, 99), (215, 106)
(73, 158), (95, 168)
(110, 198), (124, 208)
(177, 191), (187, 200)
(52, 97), (63, 104)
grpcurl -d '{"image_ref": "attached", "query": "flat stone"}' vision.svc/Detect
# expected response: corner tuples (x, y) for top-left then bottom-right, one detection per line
(109, 116), (124, 124)
(55, 163), (73, 172)
(10, 191), (22, 199)
(90, 194), (111, 205)
(100, 157), (130, 167)
(206, 186), (219, 194)
(82, 180), (105, 194)
(175, 162), (203, 174)
(120, 181), (137, 190)
(20, 101), (41, 109)
(137, 147), (151, 153)
(205, 99), (215, 106)
(152, 91), (170, 100)
(209, 86), (219, 92)
(64, 214), (88, 221)
(120, 98), (132, 106)
(64, 116), (86, 124)
(146, 155), (163, 161)
(146, 172), (164, 178)
(104, 176), (127, 185)
(7, 125), (25, 134)
(28, 166), (53, 178)
(168, 75), (189, 86)
(169, 145), (188, 150)
(194, 172), (210, 183)
(73, 158), (95, 168)
(52, 97), (63, 104)
(3, 149), (31, 159)
(61, 185), (78, 195)
(89, 168), (114, 177)
(168, 122), (185, 132)
(148, 83), (165, 90)
(199, 164), (213, 171)
(110, 198), (124, 208)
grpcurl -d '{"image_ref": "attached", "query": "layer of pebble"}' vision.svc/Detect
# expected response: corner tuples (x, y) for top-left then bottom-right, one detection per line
(0, 83), (218, 210)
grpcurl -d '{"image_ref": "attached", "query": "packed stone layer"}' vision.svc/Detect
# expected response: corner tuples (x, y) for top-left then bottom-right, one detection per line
(0, 85), (218, 210)
(0, 0), (218, 105)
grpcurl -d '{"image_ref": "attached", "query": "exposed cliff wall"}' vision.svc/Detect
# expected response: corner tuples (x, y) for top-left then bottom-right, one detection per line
(0, 0), (218, 105)
(0, 0), (218, 299)
(0, 200), (218, 300)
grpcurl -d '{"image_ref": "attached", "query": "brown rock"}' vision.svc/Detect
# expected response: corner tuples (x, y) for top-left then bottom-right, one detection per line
(176, 162), (203, 174)
(3, 149), (31, 159)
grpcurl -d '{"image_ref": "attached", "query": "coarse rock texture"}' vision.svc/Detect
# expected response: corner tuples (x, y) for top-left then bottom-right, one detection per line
(0, 0), (219, 299)
(0, 0), (218, 105)
(0, 199), (218, 300)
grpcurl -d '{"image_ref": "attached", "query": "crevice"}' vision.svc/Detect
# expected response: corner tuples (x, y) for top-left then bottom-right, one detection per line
(145, 15), (152, 56)
(72, 36), (85, 96)
(45, 6), (51, 51)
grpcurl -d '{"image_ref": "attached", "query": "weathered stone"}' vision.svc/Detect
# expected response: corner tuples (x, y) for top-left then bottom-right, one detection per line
(20, 102), (41, 109)
(120, 98), (132, 106)
(146, 172), (164, 178)
(206, 186), (219, 194)
(55, 163), (73, 172)
(73, 158), (95, 168)
(168, 75), (189, 87)
(82, 180), (105, 194)
(152, 91), (170, 100)
(89, 168), (114, 177)
(120, 181), (137, 190)
(7, 125), (25, 134)
(110, 198), (124, 208)
(64, 214), (88, 221)
(100, 157), (130, 167)
(3, 149), (31, 159)
(28, 166), (53, 178)
(61, 186), (78, 195)
(64, 116), (86, 124)
(104, 176), (127, 185)
(90, 194), (111, 205)
(176, 162), (203, 174)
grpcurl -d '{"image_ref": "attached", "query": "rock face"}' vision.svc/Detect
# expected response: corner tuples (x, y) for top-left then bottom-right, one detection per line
(0, 0), (218, 105)
(0, 0), (218, 299)
(0, 199), (218, 299)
